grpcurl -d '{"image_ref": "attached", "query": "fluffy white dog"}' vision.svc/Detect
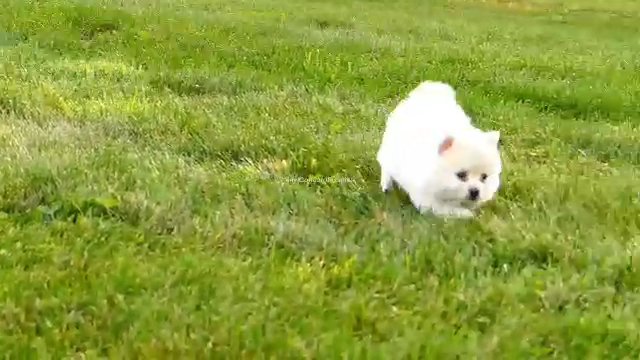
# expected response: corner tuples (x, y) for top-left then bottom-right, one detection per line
(376, 81), (502, 218)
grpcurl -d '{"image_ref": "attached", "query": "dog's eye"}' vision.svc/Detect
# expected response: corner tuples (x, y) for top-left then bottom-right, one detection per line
(480, 173), (488, 182)
(456, 171), (468, 181)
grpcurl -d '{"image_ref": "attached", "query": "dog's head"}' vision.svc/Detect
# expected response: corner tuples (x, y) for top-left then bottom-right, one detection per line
(431, 130), (502, 207)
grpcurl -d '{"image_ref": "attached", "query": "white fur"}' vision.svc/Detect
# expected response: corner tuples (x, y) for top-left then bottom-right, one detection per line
(376, 81), (502, 218)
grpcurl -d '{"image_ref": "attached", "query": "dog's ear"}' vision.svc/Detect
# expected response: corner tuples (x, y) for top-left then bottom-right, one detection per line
(485, 130), (500, 148)
(438, 136), (454, 155)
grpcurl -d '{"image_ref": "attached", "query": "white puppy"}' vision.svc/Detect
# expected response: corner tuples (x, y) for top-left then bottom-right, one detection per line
(376, 81), (502, 218)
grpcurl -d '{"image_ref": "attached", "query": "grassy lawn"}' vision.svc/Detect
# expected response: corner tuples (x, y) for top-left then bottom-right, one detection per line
(0, 0), (639, 356)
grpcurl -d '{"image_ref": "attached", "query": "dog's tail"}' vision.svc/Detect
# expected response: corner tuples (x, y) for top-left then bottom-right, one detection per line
(410, 80), (457, 103)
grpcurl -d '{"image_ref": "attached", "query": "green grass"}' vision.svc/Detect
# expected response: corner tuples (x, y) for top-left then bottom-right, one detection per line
(0, 0), (639, 356)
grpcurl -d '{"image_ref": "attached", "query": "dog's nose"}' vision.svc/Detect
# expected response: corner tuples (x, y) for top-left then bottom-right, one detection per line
(468, 187), (480, 201)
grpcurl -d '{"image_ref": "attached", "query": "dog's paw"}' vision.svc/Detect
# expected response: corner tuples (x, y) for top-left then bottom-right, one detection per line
(431, 205), (474, 219)
(449, 208), (474, 219)
(381, 182), (391, 193)
(380, 173), (393, 193)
